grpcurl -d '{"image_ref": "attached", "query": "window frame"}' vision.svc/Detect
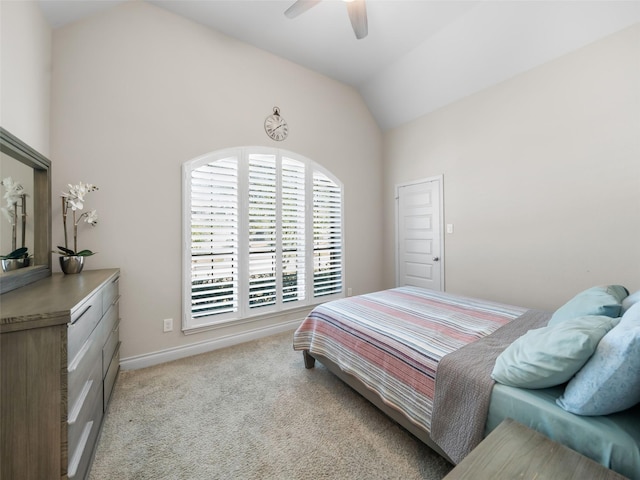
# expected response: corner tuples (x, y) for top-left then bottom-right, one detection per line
(182, 147), (345, 333)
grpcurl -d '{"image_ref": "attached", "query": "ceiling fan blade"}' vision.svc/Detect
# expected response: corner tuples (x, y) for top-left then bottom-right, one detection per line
(346, 0), (368, 39)
(284, 0), (322, 19)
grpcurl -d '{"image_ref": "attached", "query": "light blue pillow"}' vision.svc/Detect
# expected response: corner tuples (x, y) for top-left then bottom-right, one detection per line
(622, 289), (640, 313)
(557, 302), (640, 415)
(548, 285), (628, 326)
(491, 315), (620, 389)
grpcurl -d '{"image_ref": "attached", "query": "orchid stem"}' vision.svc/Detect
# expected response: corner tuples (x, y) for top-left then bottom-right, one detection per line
(62, 197), (69, 251)
(73, 209), (78, 253)
(20, 194), (26, 248)
(11, 203), (17, 251)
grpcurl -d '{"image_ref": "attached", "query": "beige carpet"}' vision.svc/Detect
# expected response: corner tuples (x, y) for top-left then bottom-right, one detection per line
(89, 330), (453, 479)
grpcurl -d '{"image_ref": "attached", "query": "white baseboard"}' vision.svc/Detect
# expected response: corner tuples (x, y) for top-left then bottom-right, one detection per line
(120, 318), (302, 370)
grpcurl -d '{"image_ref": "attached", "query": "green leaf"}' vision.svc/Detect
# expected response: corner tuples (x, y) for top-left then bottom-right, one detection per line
(76, 250), (96, 257)
(56, 246), (76, 256)
(1, 247), (29, 259)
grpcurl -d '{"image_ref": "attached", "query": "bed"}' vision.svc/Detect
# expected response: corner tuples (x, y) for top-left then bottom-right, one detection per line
(293, 286), (640, 479)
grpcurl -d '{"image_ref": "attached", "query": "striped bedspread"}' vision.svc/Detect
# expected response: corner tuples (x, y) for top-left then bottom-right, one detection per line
(293, 286), (527, 433)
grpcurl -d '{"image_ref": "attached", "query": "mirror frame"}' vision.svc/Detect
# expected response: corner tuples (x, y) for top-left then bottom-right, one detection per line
(0, 127), (52, 294)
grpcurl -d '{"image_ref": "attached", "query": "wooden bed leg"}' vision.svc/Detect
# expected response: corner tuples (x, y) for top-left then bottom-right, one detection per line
(303, 350), (316, 369)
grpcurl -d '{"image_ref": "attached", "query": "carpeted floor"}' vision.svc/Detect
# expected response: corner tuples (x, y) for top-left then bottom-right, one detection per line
(89, 330), (453, 479)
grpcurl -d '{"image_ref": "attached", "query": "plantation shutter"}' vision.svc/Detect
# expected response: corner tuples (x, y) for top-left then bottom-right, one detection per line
(190, 157), (238, 318)
(282, 157), (306, 303)
(184, 148), (343, 330)
(248, 154), (277, 309)
(313, 172), (343, 297)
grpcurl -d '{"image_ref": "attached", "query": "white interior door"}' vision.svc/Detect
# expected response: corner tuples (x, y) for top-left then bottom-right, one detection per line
(396, 177), (443, 291)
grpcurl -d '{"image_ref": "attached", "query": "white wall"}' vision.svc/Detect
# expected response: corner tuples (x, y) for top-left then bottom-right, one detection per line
(0, 0), (51, 155)
(50, 1), (384, 364)
(383, 24), (640, 311)
(363, 1), (640, 130)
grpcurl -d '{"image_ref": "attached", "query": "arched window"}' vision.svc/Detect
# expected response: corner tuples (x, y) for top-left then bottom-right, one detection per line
(182, 147), (344, 331)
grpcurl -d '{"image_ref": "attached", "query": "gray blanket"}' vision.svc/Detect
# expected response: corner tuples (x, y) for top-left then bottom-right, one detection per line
(430, 309), (551, 464)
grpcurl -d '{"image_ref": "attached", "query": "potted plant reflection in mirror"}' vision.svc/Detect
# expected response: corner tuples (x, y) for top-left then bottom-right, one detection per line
(1, 177), (30, 272)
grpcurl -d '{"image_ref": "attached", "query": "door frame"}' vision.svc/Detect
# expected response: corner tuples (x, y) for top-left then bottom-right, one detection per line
(395, 175), (445, 290)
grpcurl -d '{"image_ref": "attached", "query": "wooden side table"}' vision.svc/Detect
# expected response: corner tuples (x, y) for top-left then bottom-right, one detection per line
(444, 418), (627, 480)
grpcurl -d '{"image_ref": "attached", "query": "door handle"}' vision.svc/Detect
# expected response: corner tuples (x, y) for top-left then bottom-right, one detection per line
(433, 257), (440, 262)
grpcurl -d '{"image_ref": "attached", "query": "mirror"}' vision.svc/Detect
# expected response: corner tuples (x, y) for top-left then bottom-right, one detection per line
(0, 127), (51, 294)
(0, 153), (34, 259)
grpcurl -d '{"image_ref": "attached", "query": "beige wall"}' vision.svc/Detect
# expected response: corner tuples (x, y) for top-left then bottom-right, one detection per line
(0, 0), (51, 155)
(383, 24), (640, 311)
(50, 1), (384, 363)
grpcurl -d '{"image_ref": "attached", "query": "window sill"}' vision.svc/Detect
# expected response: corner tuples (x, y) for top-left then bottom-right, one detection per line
(182, 303), (319, 336)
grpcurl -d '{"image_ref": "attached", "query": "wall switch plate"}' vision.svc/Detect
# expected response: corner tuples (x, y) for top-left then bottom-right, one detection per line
(446, 223), (454, 234)
(163, 318), (173, 332)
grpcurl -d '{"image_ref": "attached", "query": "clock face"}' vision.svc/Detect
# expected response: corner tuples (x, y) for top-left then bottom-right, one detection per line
(264, 113), (288, 141)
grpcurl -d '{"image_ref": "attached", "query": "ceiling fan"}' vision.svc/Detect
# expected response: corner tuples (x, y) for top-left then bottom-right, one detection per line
(285, 0), (368, 40)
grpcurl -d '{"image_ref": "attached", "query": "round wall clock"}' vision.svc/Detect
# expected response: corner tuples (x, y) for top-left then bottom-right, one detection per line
(264, 107), (288, 141)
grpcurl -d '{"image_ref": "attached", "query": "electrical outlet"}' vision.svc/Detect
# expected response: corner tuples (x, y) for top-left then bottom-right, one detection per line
(163, 318), (173, 333)
(347, 288), (353, 296)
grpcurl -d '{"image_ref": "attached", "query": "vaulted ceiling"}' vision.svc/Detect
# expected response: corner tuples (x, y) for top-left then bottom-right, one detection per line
(37, 0), (640, 130)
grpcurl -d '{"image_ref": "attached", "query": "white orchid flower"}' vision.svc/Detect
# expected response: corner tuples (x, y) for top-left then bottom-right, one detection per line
(68, 198), (84, 210)
(62, 182), (98, 211)
(1, 206), (15, 224)
(1, 177), (26, 225)
(2, 177), (25, 207)
(84, 209), (98, 226)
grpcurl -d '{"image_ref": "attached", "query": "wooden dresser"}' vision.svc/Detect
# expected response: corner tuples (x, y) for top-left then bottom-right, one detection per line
(1, 268), (121, 480)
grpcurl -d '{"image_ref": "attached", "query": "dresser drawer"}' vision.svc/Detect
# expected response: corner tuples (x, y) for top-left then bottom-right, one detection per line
(67, 418), (100, 480)
(100, 298), (119, 375)
(68, 291), (102, 365)
(102, 275), (120, 316)
(68, 327), (103, 410)
(104, 342), (120, 411)
(103, 316), (120, 378)
(67, 361), (102, 480)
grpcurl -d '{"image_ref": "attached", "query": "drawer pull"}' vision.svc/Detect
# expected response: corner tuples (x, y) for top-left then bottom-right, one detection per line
(71, 304), (92, 325)
(68, 379), (93, 425)
(69, 339), (93, 372)
(111, 294), (121, 308)
(67, 420), (94, 479)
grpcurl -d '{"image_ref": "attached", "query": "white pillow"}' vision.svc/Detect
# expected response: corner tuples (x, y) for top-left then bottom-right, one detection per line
(557, 302), (640, 415)
(491, 315), (619, 389)
(548, 285), (628, 326)
(622, 289), (640, 313)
